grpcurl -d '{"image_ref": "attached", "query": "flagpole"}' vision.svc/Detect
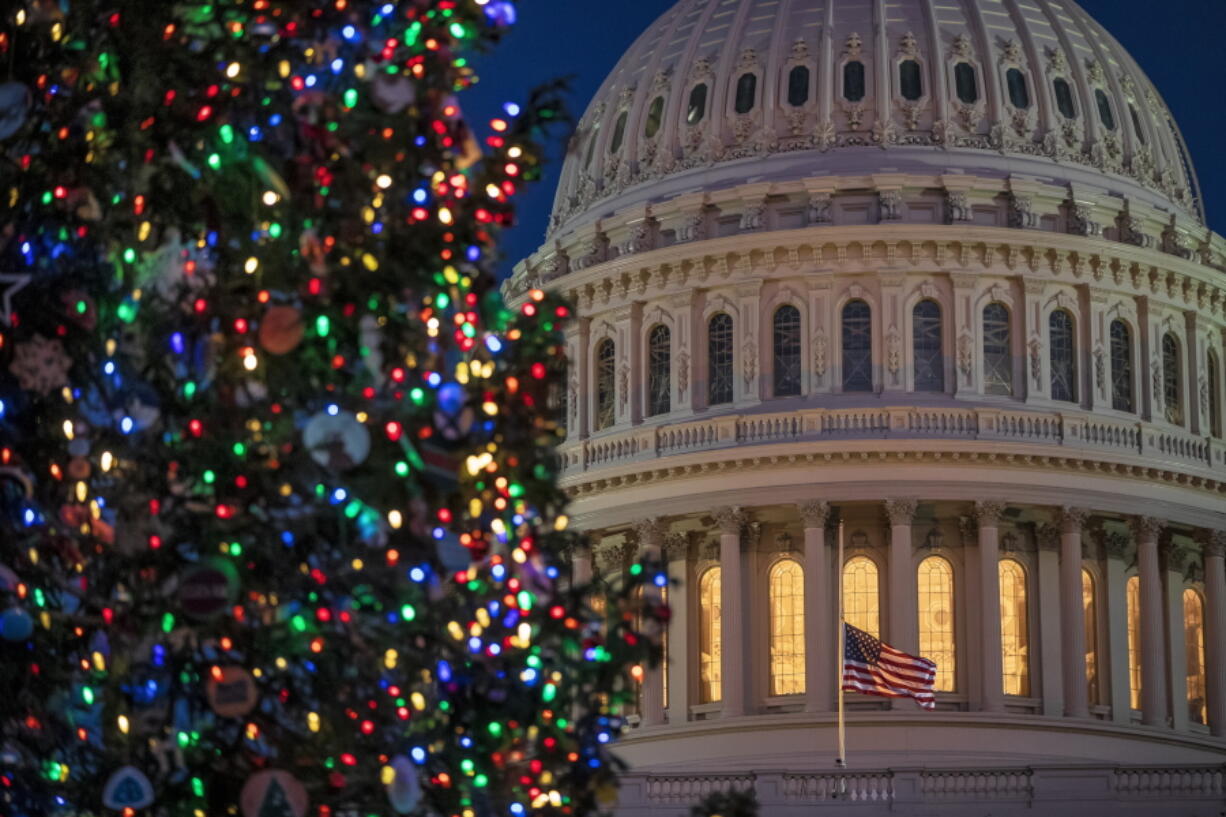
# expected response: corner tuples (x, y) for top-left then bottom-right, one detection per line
(835, 518), (846, 769)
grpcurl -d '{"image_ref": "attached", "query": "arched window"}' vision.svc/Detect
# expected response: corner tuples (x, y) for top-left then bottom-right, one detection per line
(698, 567), (722, 703)
(1184, 589), (1207, 725)
(583, 123), (601, 170)
(708, 313), (734, 406)
(769, 559), (805, 696)
(1054, 77), (1077, 119)
(1128, 104), (1146, 145)
(647, 324), (671, 417)
(1163, 333), (1182, 425)
(918, 556), (956, 692)
(1127, 575), (1141, 710)
(843, 556), (880, 638)
(913, 300), (944, 392)
(787, 65), (810, 107)
(899, 59), (923, 101)
(609, 110), (628, 155)
(842, 300), (873, 392)
(687, 84), (708, 125)
(1209, 350), (1222, 439)
(999, 559), (1030, 696)
(1096, 88), (1116, 131)
(734, 72), (757, 114)
(1049, 310), (1077, 403)
(843, 61), (866, 102)
(1110, 320), (1134, 413)
(1083, 569), (1100, 706)
(1006, 68), (1030, 109)
(773, 305), (802, 397)
(644, 96), (665, 138)
(983, 303), (1012, 395)
(954, 62), (978, 104)
(595, 338), (616, 431)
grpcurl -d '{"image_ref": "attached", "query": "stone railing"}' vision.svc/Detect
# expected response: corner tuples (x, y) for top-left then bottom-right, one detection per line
(615, 765), (1226, 815)
(559, 405), (1226, 482)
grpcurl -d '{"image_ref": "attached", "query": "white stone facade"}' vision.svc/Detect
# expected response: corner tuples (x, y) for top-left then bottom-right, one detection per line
(507, 1), (1226, 814)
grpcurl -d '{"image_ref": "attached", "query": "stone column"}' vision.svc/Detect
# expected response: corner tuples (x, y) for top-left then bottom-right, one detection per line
(799, 500), (833, 712)
(1059, 508), (1091, 718)
(1202, 531), (1226, 737)
(572, 541), (594, 587)
(714, 506), (747, 718)
(1163, 541), (1191, 733)
(1102, 531), (1133, 725)
(1133, 516), (1168, 727)
(1036, 524), (1064, 717)
(663, 532), (691, 725)
(634, 518), (668, 728)
(975, 501), (1007, 712)
(883, 500), (919, 655)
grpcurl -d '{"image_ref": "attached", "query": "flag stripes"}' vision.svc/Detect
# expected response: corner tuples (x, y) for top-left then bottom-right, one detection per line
(841, 623), (937, 710)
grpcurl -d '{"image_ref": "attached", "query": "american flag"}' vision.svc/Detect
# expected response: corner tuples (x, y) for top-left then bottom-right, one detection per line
(842, 623), (937, 710)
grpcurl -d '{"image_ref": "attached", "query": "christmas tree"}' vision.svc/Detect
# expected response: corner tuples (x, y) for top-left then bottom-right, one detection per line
(0, 3), (665, 817)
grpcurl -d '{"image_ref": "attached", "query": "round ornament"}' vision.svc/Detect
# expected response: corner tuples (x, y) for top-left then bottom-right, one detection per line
(205, 666), (258, 718)
(303, 411), (370, 471)
(62, 289), (98, 329)
(240, 770), (308, 817)
(178, 560), (239, 620)
(0, 608), (33, 641)
(386, 755), (423, 814)
(0, 82), (30, 140)
(258, 306), (305, 355)
(9, 335), (72, 396)
(102, 766), (155, 811)
(432, 382), (475, 444)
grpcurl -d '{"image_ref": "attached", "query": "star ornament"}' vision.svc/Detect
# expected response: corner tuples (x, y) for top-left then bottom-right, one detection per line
(0, 273), (31, 326)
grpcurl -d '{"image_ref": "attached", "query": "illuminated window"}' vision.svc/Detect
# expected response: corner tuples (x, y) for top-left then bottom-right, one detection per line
(842, 300), (873, 392)
(661, 584), (669, 710)
(595, 338), (616, 431)
(1050, 310), (1077, 403)
(1163, 333), (1182, 425)
(913, 300), (943, 391)
(699, 567), (722, 703)
(769, 559), (805, 696)
(708, 313), (734, 406)
(999, 559), (1030, 696)
(647, 324), (671, 417)
(773, 305), (802, 397)
(1127, 575), (1141, 710)
(918, 556), (956, 692)
(1110, 320), (1134, 413)
(1083, 569), (1099, 706)
(843, 556), (880, 638)
(983, 303), (1012, 395)
(1184, 589), (1207, 725)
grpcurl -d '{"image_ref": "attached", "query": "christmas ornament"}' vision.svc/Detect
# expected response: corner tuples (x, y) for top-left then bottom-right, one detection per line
(432, 382), (475, 443)
(102, 766), (155, 810)
(62, 289), (98, 329)
(205, 666), (258, 718)
(303, 410), (370, 470)
(8, 334), (72, 395)
(258, 306), (305, 355)
(178, 560), (239, 620)
(240, 770), (308, 817)
(0, 82), (29, 140)
(0, 608), (33, 641)
(386, 755), (422, 814)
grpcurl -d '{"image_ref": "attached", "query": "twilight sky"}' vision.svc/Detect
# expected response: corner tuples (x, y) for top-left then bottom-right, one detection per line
(467, 1), (1226, 276)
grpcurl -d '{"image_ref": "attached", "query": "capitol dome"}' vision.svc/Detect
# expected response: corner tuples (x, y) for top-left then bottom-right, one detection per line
(508, 1), (1226, 815)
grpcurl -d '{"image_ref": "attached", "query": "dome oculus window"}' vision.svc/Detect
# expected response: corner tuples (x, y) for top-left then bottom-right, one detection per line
(1053, 78), (1077, 119)
(954, 62), (978, 104)
(734, 72), (758, 114)
(687, 83), (708, 125)
(1095, 88), (1116, 130)
(609, 110), (628, 154)
(644, 96), (665, 138)
(843, 61), (866, 102)
(1006, 67), (1030, 109)
(1128, 103), (1146, 145)
(899, 59), (923, 101)
(787, 65), (810, 107)
(708, 313), (734, 406)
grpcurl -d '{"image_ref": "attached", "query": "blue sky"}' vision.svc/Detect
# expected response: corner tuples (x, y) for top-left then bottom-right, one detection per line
(467, 1), (1226, 276)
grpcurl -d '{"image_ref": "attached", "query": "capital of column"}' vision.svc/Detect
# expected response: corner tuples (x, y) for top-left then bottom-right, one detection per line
(797, 499), (832, 530)
(1059, 507), (1091, 534)
(973, 500), (1008, 526)
(884, 498), (919, 526)
(1197, 530), (1226, 560)
(1131, 516), (1166, 543)
(713, 506), (747, 536)
(632, 517), (668, 549)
